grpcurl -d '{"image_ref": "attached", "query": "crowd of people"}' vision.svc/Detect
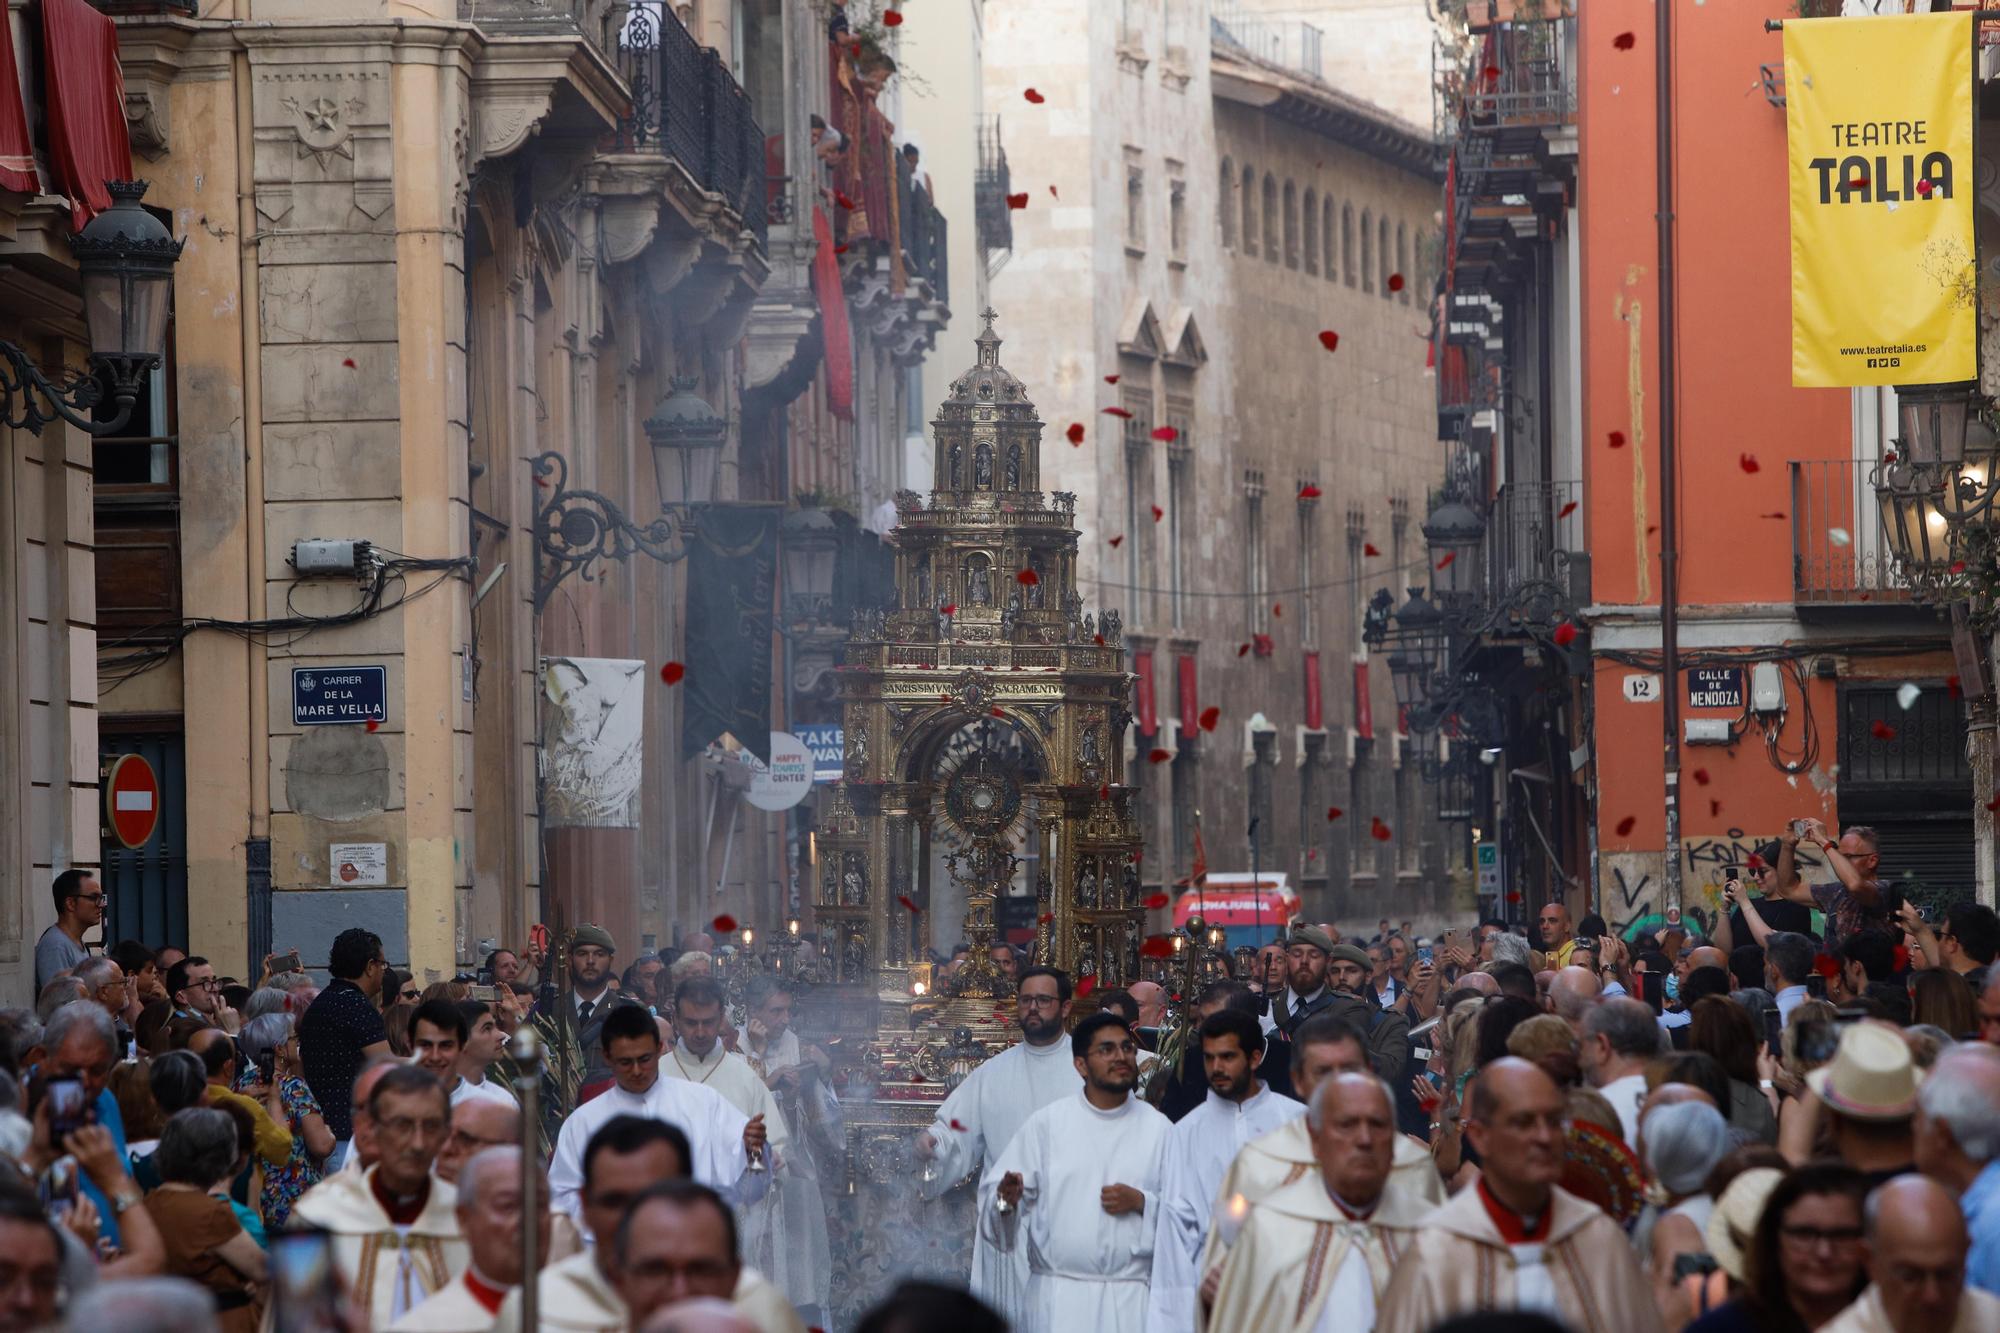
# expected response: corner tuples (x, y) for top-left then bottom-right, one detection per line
(7, 818), (2000, 1332)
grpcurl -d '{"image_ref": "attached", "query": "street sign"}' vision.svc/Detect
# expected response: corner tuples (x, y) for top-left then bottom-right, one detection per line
(292, 665), (388, 726)
(1476, 841), (1499, 896)
(745, 732), (813, 812)
(1688, 667), (1744, 709)
(104, 754), (160, 850)
(795, 723), (845, 782)
(1622, 673), (1662, 703)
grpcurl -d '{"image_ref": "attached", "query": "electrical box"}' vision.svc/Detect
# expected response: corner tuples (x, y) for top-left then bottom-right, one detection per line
(289, 539), (371, 577)
(1685, 718), (1734, 745)
(1751, 661), (1786, 714)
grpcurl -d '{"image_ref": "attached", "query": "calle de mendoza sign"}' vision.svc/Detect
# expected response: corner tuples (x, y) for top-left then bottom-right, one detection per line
(1784, 12), (1976, 387)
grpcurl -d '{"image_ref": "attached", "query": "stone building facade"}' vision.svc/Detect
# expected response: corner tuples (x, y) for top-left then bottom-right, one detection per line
(984, 0), (1456, 929)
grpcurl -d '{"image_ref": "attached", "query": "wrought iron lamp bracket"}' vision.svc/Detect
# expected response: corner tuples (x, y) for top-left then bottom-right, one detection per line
(531, 450), (693, 611)
(0, 340), (148, 437)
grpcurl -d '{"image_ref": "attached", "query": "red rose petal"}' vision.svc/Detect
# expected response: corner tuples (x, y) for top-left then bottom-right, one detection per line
(1148, 748), (1171, 764)
(1871, 720), (1897, 740)
(1140, 936), (1175, 959)
(1104, 374), (1120, 384)
(1326, 806), (1344, 821)
(1918, 178), (1935, 196)
(1506, 891), (1523, 905)
(1609, 430), (1627, 449)
(883, 9), (903, 24)
(991, 708), (1006, 718)
(1237, 643), (1251, 657)
(898, 895), (921, 914)
(660, 661), (686, 685)
(1198, 705), (1220, 732)
(1951, 560), (1968, 575)
(1017, 568), (1039, 586)
(1093, 634), (1105, 645)
(1849, 174), (1870, 190)
(1298, 483), (1322, 499)
(1049, 185), (1059, 199)
(1364, 542), (1381, 557)
(1108, 534), (1124, 548)
(1747, 853), (1767, 870)
(1370, 817), (1392, 842)
(1024, 88), (1045, 104)
(1558, 501), (1579, 518)
(1435, 551), (1456, 570)
(1317, 330), (1340, 352)
(365, 718), (380, 733)
(1038, 912), (1054, 924)
(948, 1119), (967, 1133)
(1986, 794), (2000, 813)
(940, 693), (953, 703)
(1616, 815), (1637, 836)
(1692, 768), (1710, 786)
(835, 192), (857, 210)
(712, 914), (738, 933)
(1613, 30), (1636, 49)
(941, 603), (956, 616)
(1948, 675), (1964, 698)
(1150, 425), (1178, 443)
(1710, 799), (1723, 817)
(342, 357), (357, 369)
(1387, 273), (1406, 293)
(1552, 621), (1577, 647)
(1144, 892), (1170, 909)
(1739, 452), (1761, 474)
(834, 245), (849, 255)
(1103, 406), (1133, 419)
(1482, 64), (1500, 81)
(1076, 975), (1096, 997)
(1007, 192), (1029, 210)
(1129, 851), (1142, 864)
(1098, 783), (1111, 800)
(1066, 422), (1086, 445)
(1152, 505), (1164, 522)
(1759, 512), (1788, 520)
(1272, 603), (1283, 618)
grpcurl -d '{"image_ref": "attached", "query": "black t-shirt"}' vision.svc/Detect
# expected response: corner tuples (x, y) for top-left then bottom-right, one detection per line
(298, 978), (388, 1139)
(1729, 898), (1814, 944)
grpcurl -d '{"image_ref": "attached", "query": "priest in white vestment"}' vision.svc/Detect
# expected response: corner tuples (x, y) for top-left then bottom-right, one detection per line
(738, 975), (841, 1318)
(1199, 1074), (1431, 1333)
(916, 965), (1082, 1327)
(288, 1066), (470, 1329)
(548, 1003), (767, 1236)
(387, 1147), (541, 1331)
(1376, 1058), (1662, 1333)
(660, 976), (792, 1162)
(1147, 1007), (1306, 1330)
(982, 1012), (1171, 1333)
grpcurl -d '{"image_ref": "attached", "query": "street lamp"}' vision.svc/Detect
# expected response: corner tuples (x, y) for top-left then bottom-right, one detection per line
(1386, 588), (1447, 714)
(2, 180), (184, 437)
(1423, 491), (1486, 605)
(780, 506), (841, 624)
(645, 376), (727, 511)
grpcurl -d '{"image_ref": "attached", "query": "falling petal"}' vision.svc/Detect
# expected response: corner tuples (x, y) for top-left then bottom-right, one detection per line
(1298, 483), (1322, 499)
(1616, 815), (1637, 836)
(1613, 30), (1636, 48)
(661, 662), (686, 685)
(1552, 622), (1577, 647)
(1710, 798), (1722, 817)
(1435, 552), (1457, 570)
(1609, 430), (1627, 449)
(1006, 192), (1028, 210)
(365, 719), (381, 733)
(1387, 273), (1406, 292)
(1144, 892), (1170, 909)
(1148, 748), (1171, 764)
(712, 914), (738, 933)
(1317, 330), (1340, 352)
(1103, 406), (1134, 419)
(1272, 603), (1283, 618)
(1370, 817), (1392, 842)
(1871, 720), (1898, 741)
(1558, 501), (1579, 518)
(1693, 768), (1710, 785)
(1024, 88), (1045, 103)
(1017, 568), (1039, 586)
(1199, 705), (1220, 731)
(1896, 682), (1921, 710)
(1237, 643), (1251, 657)
(883, 8), (903, 24)
(941, 603), (956, 616)
(1828, 527), (1852, 547)
(1108, 534), (1124, 548)
(898, 895), (921, 914)
(1739, 452), (1761, 474)
(1066, 422), (1086, 445)
(1076, 975), (1097, 997)
(1363, 543), (1381, 557)
(1326, 806), (1344, 821)
(1152, 505), (1164, 522)
(1140, 936), (1175, 959)
(1150, 425), (1178, 443)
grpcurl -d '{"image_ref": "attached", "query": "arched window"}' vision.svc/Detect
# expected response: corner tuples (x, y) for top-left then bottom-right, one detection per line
(1219, 158), (1236, 247)
(1379, 216), (1392, 298)
(1360, 209), (1373, 292)
(1396, 222), (1409, 302)
(1242, 165), (1257, 257)
(1302, 188), (1318, 275)
(1282, 181), (1299, 269)
(1262, 174), (1278, 263)
(1341, 205), (1355, 285)
(1322, 197), (1336, 280)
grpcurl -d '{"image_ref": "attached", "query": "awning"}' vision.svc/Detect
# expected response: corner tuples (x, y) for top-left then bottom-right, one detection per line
(42, 0), (134, 226)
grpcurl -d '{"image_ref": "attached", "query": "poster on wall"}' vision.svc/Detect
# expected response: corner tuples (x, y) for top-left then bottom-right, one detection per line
(540, 656), (646, 828)
(1783, 12), (1976, 387)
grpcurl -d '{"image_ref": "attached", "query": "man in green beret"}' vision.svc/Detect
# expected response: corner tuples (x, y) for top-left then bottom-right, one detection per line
(1266, 929), (1409, 1089)
(533, 923), (634, 1131)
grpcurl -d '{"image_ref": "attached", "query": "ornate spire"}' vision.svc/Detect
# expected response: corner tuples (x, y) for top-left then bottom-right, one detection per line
(977, 307), (1001, 367)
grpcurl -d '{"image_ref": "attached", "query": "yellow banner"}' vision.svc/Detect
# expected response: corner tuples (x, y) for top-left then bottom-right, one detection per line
(1785, 12), (1976, 387)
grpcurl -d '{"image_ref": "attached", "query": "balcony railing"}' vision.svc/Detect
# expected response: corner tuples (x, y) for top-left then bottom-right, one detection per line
(615, 9), (768, 246)
(899, 156), (948, 303)
(974, 116), (1014, 255)
(1211, 7), (1324, 81)
(1486, 480), (1581, 608)
(1790, 459), (1916, 605)
(1459, 19), (1574, 130)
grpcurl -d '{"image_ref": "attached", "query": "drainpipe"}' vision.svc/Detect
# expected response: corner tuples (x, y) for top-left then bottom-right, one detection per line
(1656, 0), (1683, 916)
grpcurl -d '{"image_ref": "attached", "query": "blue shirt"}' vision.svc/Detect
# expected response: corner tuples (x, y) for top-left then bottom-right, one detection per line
(1965, 1158), (2000, 1294)
(78, 1088), (128, 1248)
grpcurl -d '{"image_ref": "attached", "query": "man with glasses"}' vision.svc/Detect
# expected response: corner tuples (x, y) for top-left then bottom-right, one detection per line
(1378, 1058), (1661, 1333)
(165, 954), (241, 1035)
(35, 869), (103, 991)
(435, 1096), (519, 1185)
(293, 1064), (470, 1327)
(1767, 819), (1890, 952)
(1820, 1175), (2000, 1333)
(300, 927), (394, 1169)
(985, 1012), (1170, 1333)
(916, 965), (1083, 1329)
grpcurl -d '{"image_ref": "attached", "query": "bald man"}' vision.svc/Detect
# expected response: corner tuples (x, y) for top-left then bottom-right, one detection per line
(1456, 971), (1499, 999)
(437, 1097), (519, 1184)
(1821, 1176), (2000, 1333)
(1681, 945), (1728, 977)
(1538, 903), (1576, 967)
(1377, 1059), (1661, 1333)
(637, 1299), (757, 1333)
(1547, 966), (1601, 1034)
(1127, 981), (1168, 1034)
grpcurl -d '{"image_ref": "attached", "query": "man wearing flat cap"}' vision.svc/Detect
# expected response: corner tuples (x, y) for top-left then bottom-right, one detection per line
(1266, 928), (1409, 1088)
(533, 924), (639, 1129)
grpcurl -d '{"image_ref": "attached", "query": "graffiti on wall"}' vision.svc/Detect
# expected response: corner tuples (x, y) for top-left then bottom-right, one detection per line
(1600, 832), (1825, 938)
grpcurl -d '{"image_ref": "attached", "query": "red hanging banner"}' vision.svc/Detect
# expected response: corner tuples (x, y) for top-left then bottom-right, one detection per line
(1353, 659), (1374, 741)
(1303, 651), (1323, 731)
(41, 0), (133, 226)
(1177, 653), (1199, 737)
(810, 206), (854, 421)
(1133, 650), (1157, 736)
(0, 6), (37, 195)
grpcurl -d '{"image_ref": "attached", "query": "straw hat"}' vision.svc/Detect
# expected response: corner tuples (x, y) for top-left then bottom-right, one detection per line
(1805, 1022), (1921, 1122)
(1707, 1167), (1784, 1283)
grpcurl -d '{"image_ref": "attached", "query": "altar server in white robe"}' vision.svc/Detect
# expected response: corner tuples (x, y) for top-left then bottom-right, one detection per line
(983, 1011), (1171, 1333)
(1147, 1006), (1306, 1330)
(549, 1002), (768, 1237)
(1199, 1073), (1432, 1333)
(660, 975), (792, 1176)
(737, 974), (841, 1318)
(915, 965), (1082, 1326)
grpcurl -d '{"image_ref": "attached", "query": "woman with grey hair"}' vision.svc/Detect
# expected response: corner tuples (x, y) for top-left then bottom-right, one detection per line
(1642, 1100), (1733, 1324)
(142, 1108), (265, 1332)
(235, 1011), (332, 1228)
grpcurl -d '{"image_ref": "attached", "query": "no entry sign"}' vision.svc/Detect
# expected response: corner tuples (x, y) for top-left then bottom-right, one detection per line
(104, 754), (160, 850)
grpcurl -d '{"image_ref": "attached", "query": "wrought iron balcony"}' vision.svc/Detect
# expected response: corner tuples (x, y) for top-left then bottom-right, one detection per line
(1211, 6), (1325, 81)
(1790, 459), (1917, 606)
(615, 9), (768, 247)
(974, 116), (1014, 256)
(1457, 17), (1574, 134)
(1483, 480), (1584, 626)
